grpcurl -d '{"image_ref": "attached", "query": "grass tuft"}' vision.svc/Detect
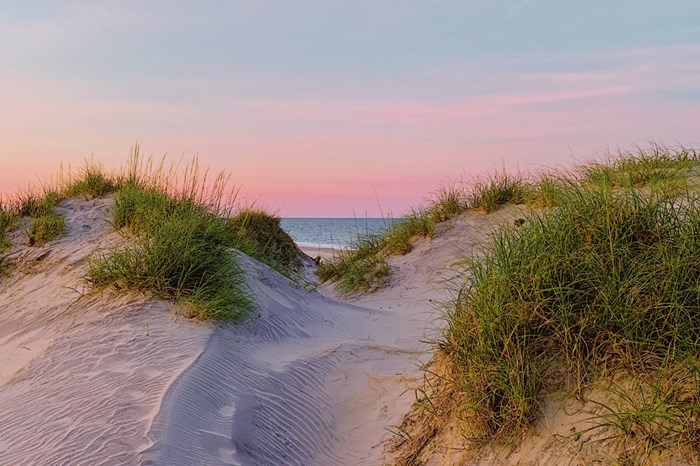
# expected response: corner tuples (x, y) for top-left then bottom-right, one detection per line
(317, 235), (390, 293)
(0, 203), (18, 252)
(64, 164), (121, 198)
(28, 213), (66, 245)
(87, 179), (252, 321)
(467, 171), (533, 213)
(225, 209), (302, 278)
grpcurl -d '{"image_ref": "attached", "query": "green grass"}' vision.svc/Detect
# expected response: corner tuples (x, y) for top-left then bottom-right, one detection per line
(441, 165), (700, 449)
(467, 171), (533, 213)
(579, 369), (700, 457)
(317, 178), (535, 292)
(87, 181), (253, 321)
(0, 204), (18, 252)
(317, 235), (390, 293)
(17, 192), (66, 246)
(19, 191), (60, 218)
(225, 209), (302, 278)
(63, 165), (120, 198)
(85, 151), (302, 320)
(0, 149), (301, 320)
(319, 148), (700, 295)
(28, 213), (66, 245)
(582, 146), (700, 194)
(0, 162), (123, 250)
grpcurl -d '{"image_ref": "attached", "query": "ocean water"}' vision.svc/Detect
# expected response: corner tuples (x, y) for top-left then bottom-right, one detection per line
(280, 218), (395, 249)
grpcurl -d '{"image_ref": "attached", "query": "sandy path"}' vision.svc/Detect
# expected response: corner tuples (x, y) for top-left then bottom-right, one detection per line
(144, 206), (524, 465)
(0, 196), (522, 465)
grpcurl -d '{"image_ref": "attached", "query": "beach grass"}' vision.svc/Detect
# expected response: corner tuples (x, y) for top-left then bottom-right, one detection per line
(434, 147), (700, 456)
(0, 204), (18, 252)
(317, 235), (390, 293)
(225, 209), (302, 278)
(319, 147), (700, 296)
(86, 149), (302, 320)
(87, 181), (252, 321)
(317, 176), (535, 292)
(27, 212), (66, 245)
(0, 147), (302, 320)
(0, 162), (125, 250)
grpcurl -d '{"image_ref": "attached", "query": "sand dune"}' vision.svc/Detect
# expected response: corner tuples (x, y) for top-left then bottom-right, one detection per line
(143, 206), (524, 465)
(0, 196), (522, 465)
(0, 198), (212, 465)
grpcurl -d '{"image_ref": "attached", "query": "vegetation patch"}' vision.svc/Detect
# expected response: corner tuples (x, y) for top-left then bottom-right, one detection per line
(86, 152), (302, 320)
(63, 165), (120, 198)
(0, 204), (18, 252)
(317, 235), (390, 293)
(0, 150), (301, 319)
(319, 148), (700, 295)
(438, 147), (700, 458)
(226, 209), (302, 278)
(87, 178), (253, 321)
(28, 213), (66, 245)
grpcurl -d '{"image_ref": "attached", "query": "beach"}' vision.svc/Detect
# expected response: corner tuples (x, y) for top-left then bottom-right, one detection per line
(0, 193), (516, 465)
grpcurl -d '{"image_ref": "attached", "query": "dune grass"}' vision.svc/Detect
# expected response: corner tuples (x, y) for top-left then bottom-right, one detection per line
(437, 147), (700, 456)
(87, 181), (252, 321)
(86, 151), (302, 320)
(0, 149), (302, 320)
(319, 147), (700, 295)
(0, 162), (126, 251)
(317, 176), (536, 293)
(226, 209), (302, 277)
(317, 235), (390, 293)
(27, 213), (66, 245)
(0, 204), (18, 252)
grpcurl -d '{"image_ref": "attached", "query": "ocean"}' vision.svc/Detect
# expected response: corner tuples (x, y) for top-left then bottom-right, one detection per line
(280, 218), (396, 249)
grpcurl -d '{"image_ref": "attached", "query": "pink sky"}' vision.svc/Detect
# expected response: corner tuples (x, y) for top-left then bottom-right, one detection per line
(1, 3), (699, 216)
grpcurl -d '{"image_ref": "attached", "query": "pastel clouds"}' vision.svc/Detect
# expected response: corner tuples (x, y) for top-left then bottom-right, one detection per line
(1, 2), (699, 216)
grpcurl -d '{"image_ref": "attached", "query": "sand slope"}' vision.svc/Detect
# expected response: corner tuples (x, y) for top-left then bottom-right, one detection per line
(0, 198), (211, 465)
(143, 206), (525, 465)
(0, 196), (524, 465)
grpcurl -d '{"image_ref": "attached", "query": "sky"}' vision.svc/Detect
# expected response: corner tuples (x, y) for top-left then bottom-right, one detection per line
(1, 1), (699, 216)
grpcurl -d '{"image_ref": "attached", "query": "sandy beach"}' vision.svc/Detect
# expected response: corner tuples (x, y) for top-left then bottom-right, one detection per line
(0, 194), (521, 465)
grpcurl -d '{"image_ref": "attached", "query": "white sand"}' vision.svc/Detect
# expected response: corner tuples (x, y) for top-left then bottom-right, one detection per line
(0, 197), (212, 465)
(143, 205), (526, 465)
(0, 196), (525, 465)
(299, 244), (343, 261)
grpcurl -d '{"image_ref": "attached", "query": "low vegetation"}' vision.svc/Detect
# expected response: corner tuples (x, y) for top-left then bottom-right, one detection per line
(319, 147), (700, 296)
(1, 148), (303, 321)
(385, 146), (700, 461)
(226, 209), (303, 277)
(27, 213), (65, 245)
(86, 152), (302, 320)
(317, 235), (390, 293)
(0, 204), (17, 252)
(87, 181), (253, 321)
